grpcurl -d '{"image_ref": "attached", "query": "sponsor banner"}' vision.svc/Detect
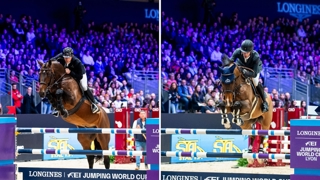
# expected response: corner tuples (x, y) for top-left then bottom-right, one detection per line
(162, 171), (290, 180)
(291, 175), (320, 180)
(170, 134), (248, 163)
(145, 9), (159, 21)
(0, 122), (15, 161)
(0, 164), (15, 180)
(146, 118), (160, 180)
(18, 167), (146, 180)
(291, 126), (320, 169)
(43, 134), (115, 160)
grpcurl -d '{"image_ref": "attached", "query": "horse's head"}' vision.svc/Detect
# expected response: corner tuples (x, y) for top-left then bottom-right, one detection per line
(37, 60), (65, 97)
(218, 54), (242, 107)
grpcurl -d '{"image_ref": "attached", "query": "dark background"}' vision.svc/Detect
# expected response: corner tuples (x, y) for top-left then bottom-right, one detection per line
(0, 0), (158, 29)
(162, 0), (320, 24)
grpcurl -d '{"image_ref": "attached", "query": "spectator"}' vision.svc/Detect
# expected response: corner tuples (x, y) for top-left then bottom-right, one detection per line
(113, 95), (123, 108)
(82, 50), (94, 66)
(41, 97), (51, 114)
(11, 83), (23, 114)
(177, 79), (191, 112)
(201, 99), (218, 113)
(168, 82), (179, 113)
(132, 111), (148, 170)
(191, 84), (206, 112)
(148, 99), (158, 112)
(301, 100), (307, 115)
(9, 70), (18, 84)
(21, 87), (38, 114)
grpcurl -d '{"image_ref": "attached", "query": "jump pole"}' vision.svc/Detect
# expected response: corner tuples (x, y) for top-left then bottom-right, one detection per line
(16, 118), (159, 180)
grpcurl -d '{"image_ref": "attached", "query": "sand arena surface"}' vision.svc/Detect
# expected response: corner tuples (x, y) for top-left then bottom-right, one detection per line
(15, 159), (292, 180)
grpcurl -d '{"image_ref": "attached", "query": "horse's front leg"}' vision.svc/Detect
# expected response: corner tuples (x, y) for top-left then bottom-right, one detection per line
(232, 101), (243, 126)
(56, 89), (68, 118)
(217, 101), (231, 129)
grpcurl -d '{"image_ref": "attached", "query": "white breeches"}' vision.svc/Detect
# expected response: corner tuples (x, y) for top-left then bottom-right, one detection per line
(80, 73), (88, 91)
(253, 73), (260, 86)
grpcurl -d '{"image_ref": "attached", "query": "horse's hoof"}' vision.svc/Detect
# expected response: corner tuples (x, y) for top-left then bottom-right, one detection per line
(224, 123), (231, 129)
(236, 119), (243, 126)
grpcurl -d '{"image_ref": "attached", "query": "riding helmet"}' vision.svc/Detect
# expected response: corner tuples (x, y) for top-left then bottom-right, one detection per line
(63, 47), (74, 58)
(240, 39), (254, 53)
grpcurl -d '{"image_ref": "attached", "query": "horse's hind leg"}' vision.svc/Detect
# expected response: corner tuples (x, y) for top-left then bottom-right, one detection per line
(78, 133), (96, 169)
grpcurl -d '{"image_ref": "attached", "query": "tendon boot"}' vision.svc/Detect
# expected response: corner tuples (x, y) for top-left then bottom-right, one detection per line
(52, 109), (60, 117)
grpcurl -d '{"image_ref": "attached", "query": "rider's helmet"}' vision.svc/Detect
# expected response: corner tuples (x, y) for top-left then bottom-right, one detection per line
(240, 39), (254, 53)
(62, 47), (74, 58)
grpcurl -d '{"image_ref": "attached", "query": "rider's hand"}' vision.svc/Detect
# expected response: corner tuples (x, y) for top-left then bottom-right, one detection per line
(242, 69), (247, 75)
(65, 68), (71, 74)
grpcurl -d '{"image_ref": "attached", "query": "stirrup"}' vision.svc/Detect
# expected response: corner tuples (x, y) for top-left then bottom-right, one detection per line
(91, 104), (100, 113)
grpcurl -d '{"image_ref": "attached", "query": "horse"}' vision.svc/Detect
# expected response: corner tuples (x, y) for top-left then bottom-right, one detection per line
(217, 56), (273, 153)
(38, 60), (111, 169)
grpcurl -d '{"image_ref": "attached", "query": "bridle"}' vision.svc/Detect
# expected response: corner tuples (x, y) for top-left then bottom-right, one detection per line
(220, 66), (250, 100)
(220, 73), (239, 100)
(39, 64), (66, 93)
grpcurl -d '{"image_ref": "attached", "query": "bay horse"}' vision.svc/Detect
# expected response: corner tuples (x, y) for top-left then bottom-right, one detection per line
(217, 56), (273, 153)
(38, 60), (110, 169)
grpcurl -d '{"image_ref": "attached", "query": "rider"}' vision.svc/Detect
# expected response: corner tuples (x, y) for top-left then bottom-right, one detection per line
(230, 39), (269, 112)
(50, 47), (99, 117)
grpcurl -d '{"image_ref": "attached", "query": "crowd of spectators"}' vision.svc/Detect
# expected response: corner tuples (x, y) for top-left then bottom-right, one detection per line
(162, 11), (320, 113)
(0, 13), (159, 114)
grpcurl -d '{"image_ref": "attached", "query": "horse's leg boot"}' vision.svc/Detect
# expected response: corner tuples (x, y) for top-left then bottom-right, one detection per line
(52, 109), (60, 117)
(85, 90), (100, 113)
(257, 83), (269, 112)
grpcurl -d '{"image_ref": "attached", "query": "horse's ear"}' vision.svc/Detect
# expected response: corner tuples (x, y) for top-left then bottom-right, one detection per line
(37, 60), (44, 67)
(218, 66), (224, 73)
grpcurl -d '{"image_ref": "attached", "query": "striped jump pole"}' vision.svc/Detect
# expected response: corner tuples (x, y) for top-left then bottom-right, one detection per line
(17, 149), (146, 156)
(264, 140), (290, 144)
(268, 159), (290, 163)
(264, 148), (290, 153)
(161, 129), (290, 136)
(281, 127), (290, 130)
(300, 116), (320, 119)
(16, 128), (146, 134)
(161, 151), (290, 160)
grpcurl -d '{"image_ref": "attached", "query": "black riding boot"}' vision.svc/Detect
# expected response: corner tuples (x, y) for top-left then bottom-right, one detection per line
(84, 90), (100, 113)
(256, 83), (269, 112)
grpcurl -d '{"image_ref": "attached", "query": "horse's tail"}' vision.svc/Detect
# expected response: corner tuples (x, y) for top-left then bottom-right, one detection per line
(94, 138), (103, 162)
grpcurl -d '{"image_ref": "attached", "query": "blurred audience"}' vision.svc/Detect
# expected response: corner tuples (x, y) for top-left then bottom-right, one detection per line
(0, 13), (159, 114)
